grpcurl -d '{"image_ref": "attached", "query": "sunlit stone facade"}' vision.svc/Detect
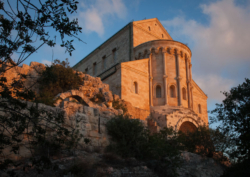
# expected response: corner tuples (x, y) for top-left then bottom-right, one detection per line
(74, 18), (208, 132)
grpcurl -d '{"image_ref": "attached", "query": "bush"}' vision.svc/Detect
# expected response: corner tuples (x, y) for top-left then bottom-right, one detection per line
(37, 59), (83, 106)
(178, 125), (232, 160)
(106, 114), (182, 176)
(221, 159), (250, 177)
(106, 114), (145, 158)
(178, 125), (215, 157)
(112, 99), (128, 114)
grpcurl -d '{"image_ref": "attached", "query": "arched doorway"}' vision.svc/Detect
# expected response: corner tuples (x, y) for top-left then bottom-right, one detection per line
(179, 121), (197, 133)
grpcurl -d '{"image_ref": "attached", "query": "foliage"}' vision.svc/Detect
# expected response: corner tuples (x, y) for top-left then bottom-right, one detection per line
(179, 126), (209, 155)
(0, 0), (83, 173)
(177, 125), (234, 167)
(37, 59), (83, 105)
(112, 99), (128, 114)
(210, 78), (250, 161)
(221, 159), (250, 177)
(0, 0), (83, 72)
(106, 114), (181, 176)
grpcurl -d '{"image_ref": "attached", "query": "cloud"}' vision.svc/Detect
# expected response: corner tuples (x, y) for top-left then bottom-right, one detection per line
(76, 0), (127, 36)
(41, 60), (52, 66)
(193, 74), (235, 101)
(162, 0), (250, 102)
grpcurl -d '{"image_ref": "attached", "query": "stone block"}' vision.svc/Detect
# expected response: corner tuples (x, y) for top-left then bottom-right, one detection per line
(89, 131), (101, 138)
(82, 123), (92, 130)
(75, 112), (89, 123)
(100, 117), (108, 125)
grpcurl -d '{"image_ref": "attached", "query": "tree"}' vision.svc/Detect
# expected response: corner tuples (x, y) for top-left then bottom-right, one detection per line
(211, 78), (250, 161)
(0, 0), (83, 71)
(0, 0), (84, 173)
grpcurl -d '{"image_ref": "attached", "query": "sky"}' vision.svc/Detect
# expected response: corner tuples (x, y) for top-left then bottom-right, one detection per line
(7, 0), (250, 124)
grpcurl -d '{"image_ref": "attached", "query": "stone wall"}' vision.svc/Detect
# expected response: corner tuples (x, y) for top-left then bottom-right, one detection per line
(192, 80), (208, 124)
(0, 97), (123, 160)
(121, 59), (150, 111)
(133, 18), (172, 47)
(73, 24), (131, 77)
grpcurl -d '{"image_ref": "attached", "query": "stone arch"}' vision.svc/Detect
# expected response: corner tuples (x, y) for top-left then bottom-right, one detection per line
(157, 47), (163, 53)
(169, 84), (176, 98)
(156, 85), (162, 98)
(138, 52), (142, 59)
(175, 117), (199, 132)
(180, 50), (184, 58)
(54, 90), (92, 107)
(150, 47), (156, 53)
(153, 83), (164, 98)
(179, 121), (197, 133)
(143, 49), (150, 58)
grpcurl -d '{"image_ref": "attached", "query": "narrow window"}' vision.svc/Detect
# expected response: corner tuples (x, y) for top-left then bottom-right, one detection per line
(148, 26), (151, 31)
(144, 50), (149, 58)
(198, 104), (202, 114)
(162, 34), (164, 38)
(170, 85), (176, 98)
(156, 85), (161, 98)
(93, 62), (96, 75)
(133, 82), (138, 94)
(112, 48), (117, 63)
(85, 68), (88, 74)
(102, 55), (106, 70)
(182, 87), (187, 100)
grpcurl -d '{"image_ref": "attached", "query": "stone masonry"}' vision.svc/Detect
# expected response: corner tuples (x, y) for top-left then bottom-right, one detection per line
(74, 18), (208, 132)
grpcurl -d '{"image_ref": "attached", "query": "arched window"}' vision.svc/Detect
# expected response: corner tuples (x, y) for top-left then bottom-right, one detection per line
(156, 85), (161, 98)
(198, 104), (202, 114)
(133, 82), (138, 94)
(182, 87), (187, 100)
(170, 85), (176, 98)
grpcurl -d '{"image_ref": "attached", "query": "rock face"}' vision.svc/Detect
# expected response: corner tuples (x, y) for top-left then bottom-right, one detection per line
(0, 150), (226, 177)
(177, 152), (225, 177)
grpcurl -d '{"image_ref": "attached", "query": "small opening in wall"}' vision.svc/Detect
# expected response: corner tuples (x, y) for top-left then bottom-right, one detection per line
(170, 85), (176, 98)
(85, 68), (88, 74)
(162, 34), (164, 38)
(112, 48), (117, 63)
(156, 85), (161, 98)
(182, 87), (187, 100)
(133, 82), (138, 94)
(148, 26), (151, 31)
(93, 62), (96, 75)
(198, 104), (202, 114)
(155, 24), (157, 26)
(102, 55), (106, 70)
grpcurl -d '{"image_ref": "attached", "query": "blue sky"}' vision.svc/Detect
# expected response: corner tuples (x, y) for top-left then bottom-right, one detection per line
(7, 0), (250, 124)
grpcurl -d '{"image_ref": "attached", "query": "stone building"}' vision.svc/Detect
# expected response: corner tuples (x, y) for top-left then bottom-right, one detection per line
(73, 18), (208, 132)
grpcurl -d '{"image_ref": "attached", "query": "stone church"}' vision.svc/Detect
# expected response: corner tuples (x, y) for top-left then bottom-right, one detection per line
(73, 18), (208, 132)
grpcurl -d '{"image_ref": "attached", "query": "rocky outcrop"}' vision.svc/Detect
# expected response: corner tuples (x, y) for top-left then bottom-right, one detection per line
(0, 150), (226, 177)
(178, 151), (225, 177)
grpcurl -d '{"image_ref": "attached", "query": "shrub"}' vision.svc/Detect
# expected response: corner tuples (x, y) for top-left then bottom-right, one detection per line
(221, 159), (250, 177)
(112, 99), (128, 114)
(178, 125), (232, 159)
(106, 114), (145, 158)
(106, 114), (182, 176)
(37, 59), (83, 106)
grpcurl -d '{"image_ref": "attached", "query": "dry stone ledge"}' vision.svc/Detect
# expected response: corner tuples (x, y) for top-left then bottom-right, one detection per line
(177, 152), (225, 177)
